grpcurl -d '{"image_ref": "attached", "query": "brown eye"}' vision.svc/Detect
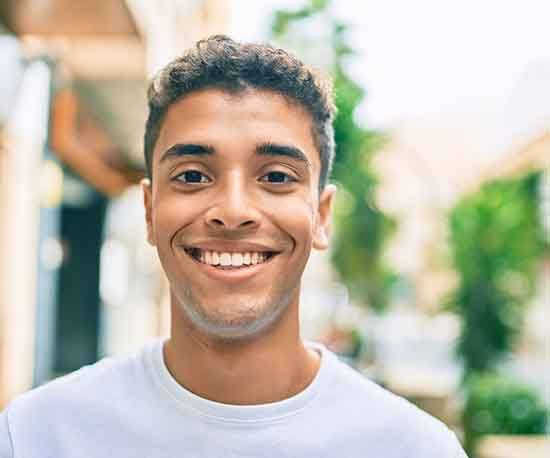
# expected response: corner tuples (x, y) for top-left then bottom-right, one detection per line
(175, 170), (210, 184)
(260, 171), (295, 184)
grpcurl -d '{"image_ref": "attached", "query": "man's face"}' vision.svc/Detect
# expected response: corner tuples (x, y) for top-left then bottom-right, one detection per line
(143, 88), (335, 341)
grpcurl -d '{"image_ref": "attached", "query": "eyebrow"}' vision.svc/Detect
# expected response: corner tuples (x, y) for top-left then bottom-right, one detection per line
(159, 141), (310, 167)
(159, 143), (215, 163)
(256, 142), (311, 167)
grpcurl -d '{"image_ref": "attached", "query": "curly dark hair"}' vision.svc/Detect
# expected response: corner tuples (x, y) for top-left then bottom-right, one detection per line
(144, 35), (336, 192)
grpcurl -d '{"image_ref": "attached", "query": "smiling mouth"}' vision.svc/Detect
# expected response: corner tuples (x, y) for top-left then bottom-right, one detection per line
(183, 247), (279, 270)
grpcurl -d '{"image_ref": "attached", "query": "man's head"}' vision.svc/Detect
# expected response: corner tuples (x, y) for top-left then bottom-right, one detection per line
(142, 36), (337, 342)
(144, 34), (336, 194)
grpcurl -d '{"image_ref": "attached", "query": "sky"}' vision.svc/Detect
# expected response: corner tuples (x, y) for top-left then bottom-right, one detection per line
(230, 0), (550, 128)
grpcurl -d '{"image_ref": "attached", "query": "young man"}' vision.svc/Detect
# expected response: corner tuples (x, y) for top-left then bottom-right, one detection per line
(0, 36), (468, 457)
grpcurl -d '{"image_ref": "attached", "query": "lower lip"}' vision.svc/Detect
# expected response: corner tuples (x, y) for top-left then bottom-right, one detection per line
(183, 250), (279, 282)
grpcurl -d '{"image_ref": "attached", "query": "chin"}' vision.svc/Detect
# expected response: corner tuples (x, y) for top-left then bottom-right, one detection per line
(177, 289), (294, 342)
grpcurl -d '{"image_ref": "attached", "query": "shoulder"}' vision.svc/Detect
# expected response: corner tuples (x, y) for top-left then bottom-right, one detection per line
(0, 343), (159, 457)
(4, 347), (146, 437)
(13, 354), (131, 409)
(318, 349), (467, 456)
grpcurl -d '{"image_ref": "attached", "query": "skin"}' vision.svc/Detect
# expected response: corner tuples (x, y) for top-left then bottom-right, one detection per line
(142, 88), (336, 405)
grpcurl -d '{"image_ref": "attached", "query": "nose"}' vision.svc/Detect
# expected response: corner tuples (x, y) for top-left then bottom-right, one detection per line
(204, 174), (261, 231)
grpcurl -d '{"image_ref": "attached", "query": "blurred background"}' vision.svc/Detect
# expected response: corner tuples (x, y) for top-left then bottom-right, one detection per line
(0, 0), (548, 456)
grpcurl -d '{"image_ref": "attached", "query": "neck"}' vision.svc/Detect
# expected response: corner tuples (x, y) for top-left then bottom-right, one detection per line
(163, 299), (320, 405)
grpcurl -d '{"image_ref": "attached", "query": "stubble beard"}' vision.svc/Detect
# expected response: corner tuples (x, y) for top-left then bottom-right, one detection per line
(173, 282), (298, 342)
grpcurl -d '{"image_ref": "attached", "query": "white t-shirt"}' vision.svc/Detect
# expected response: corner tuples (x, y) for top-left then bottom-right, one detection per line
(0, 338), (468, 457)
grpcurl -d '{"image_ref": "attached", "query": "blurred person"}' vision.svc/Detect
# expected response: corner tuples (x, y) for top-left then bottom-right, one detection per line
(0, 35), (468, 457)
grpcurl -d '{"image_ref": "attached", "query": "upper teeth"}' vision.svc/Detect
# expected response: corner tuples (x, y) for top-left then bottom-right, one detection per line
(190, 249), (270, 267)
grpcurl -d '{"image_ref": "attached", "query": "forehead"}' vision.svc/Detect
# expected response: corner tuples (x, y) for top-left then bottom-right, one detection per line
(154, 88), (319, 169)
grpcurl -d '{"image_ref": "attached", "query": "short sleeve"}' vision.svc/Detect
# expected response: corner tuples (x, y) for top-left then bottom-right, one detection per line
(0, 409), (14, 458)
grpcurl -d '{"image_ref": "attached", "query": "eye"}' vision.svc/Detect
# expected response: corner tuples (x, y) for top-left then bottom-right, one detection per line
(175, 170), (211, 184)
(259, 171), (296, 184)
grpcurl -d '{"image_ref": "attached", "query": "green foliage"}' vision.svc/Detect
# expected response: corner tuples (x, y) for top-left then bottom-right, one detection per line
(271, 0), (396, 310)
(447, 172), (544, 375)
(462, 374), (549, 453)
(271, 0), (329, 36)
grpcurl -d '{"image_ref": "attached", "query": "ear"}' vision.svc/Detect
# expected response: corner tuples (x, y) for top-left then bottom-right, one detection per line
(313, 184), (337, 250)
(141, 178), (156, 246)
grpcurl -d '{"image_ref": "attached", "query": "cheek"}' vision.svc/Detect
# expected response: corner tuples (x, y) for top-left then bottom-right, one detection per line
(152, 193), (201, 244)
(267, 194), (317, 248)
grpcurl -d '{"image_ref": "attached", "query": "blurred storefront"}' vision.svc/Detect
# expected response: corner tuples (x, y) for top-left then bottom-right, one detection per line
(372, 59), (550, 413)
(478, 61), (550, 405)
(375, 59), (550, 314)
(0, 0), (228, 408)
(0, 34), (53, 408)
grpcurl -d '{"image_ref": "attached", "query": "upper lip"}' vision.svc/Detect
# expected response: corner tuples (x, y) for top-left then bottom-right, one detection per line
(181, 241), (282, 253)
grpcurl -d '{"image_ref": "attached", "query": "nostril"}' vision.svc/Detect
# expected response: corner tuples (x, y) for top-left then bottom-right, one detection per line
(210, 218), (225, 226)
(208, 218), (257, 229)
